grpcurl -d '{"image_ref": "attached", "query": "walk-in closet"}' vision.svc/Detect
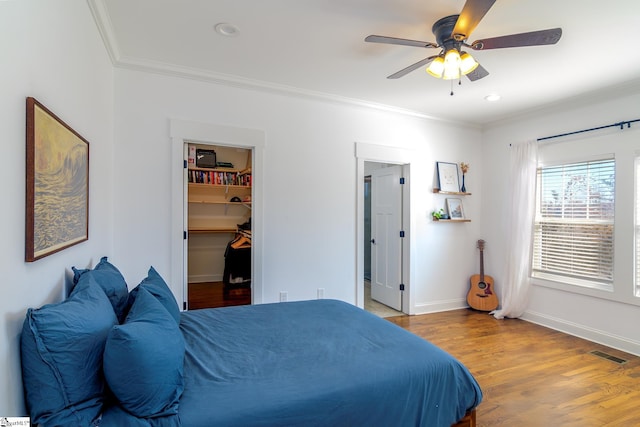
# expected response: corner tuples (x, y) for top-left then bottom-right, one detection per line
(186, 143), (252, 309)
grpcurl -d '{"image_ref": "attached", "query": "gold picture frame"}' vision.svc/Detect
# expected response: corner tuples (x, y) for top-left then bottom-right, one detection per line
(25, 97), (89, 262)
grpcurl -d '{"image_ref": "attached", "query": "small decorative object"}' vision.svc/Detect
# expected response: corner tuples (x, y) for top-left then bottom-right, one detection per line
(436, 161), (460, 193)
(26, 97), (89, 262)
(459, 162), (469, 193)
(446, 198), (465, 220)
(431, 208), (446, 220)
(196, 148), (217, 168)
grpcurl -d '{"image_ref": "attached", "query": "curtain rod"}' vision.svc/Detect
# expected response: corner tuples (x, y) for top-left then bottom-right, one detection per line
(537, 118), (640, 142)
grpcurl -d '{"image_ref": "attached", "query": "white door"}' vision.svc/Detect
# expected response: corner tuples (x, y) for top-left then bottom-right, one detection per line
(370, 165), (403, 311)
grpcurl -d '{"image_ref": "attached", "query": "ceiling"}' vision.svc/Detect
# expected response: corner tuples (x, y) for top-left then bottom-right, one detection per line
(90, 0), (640, 125)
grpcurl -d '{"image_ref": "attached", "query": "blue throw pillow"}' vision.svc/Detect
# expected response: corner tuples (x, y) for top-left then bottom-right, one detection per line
(129, 266), (180, 325)
(72, 256), (129, 322)
(103, 288), (185, 418)
(21, 276), (118, 426)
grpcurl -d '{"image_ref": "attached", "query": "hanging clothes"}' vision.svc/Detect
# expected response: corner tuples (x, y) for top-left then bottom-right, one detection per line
(223, 220), (252, 298)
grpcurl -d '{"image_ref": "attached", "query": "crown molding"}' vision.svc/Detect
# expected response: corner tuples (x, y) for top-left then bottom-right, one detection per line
(485, 79), (640, 129)
(86, 0), (480, 129)
(122, 53), (460, 121)
(87, 0), (121, 64)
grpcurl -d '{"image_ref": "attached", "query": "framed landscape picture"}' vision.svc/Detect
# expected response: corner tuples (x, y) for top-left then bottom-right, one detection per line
(25, 97), (89, 262)
(436, 161), (460, 193)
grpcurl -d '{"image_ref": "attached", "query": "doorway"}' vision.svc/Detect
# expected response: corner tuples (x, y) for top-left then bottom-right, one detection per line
(364, 162), (405, 317)
(356, 142), (412, 315)
(169, 119), (265, 311)
(186, 143), (253, 309)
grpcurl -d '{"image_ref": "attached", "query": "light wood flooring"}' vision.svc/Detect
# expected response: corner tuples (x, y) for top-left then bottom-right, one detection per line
(387, 309), (640, 427)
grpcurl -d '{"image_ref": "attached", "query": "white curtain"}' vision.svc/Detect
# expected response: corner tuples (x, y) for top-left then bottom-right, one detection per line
(492, 140), (538, 319)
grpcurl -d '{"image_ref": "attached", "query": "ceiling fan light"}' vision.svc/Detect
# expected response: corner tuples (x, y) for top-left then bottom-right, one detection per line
(426, 56), (445, 78)
(442, 49), (461, 80)
(460, 52), (479, 75)
(444, 49), (461, 67)
(442, 67), (460, 80)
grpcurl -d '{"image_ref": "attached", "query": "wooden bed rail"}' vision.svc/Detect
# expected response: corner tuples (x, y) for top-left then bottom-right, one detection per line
(452, 409), (476, 427)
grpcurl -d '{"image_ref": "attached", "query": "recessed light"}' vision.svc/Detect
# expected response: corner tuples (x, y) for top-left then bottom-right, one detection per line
(214, 23), (239, 37)
(484, 94), (501, 102)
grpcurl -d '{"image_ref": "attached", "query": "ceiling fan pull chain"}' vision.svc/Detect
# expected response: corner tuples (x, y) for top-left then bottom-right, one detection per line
(450, 79), (454, 96)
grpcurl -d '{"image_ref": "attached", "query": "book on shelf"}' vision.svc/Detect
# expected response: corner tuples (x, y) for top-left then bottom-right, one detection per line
(188, 145), (196, 167)
(188, 169), (252, 187)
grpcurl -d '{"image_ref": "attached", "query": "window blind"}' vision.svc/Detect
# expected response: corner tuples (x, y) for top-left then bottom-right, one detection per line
(532, 158), (615, 286)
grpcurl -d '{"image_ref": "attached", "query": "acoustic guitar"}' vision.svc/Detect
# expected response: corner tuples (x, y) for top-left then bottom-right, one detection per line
(467, 239), (499, 311)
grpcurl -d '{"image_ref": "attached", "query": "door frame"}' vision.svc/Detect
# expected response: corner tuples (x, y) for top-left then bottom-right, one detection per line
(370, 164), (404, 311)
(355, 142), (413, 314)
(170, 119), (265, 308)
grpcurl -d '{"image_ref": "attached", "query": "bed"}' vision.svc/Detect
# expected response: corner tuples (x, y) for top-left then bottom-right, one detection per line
(20, 258), (482, 427)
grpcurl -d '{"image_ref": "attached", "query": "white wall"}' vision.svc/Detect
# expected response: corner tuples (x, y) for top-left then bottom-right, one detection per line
(0, 0), (114, 416)
(5, 2), (637, 420)
(113, 68), (484, 312)
(482, 86), (640, 355)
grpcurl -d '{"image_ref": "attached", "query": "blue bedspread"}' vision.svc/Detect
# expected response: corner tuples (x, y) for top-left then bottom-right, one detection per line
(178, 300), (482, 427)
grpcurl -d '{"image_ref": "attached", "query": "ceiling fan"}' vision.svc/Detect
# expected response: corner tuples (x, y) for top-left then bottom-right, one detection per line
(365, 0), (562, 83)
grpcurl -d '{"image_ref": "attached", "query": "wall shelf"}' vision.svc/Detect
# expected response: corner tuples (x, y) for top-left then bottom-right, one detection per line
(433, 185), (471, 222)
(433, 188), (471, 196)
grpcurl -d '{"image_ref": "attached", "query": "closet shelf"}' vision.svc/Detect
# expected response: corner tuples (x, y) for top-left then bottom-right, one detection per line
(189, 183), (251, 190)
(188, 200), (251, 206)
(188, 227), (237, 234)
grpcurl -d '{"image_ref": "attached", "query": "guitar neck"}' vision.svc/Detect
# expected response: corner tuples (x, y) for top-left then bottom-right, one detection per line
(479, 248), (485, 282)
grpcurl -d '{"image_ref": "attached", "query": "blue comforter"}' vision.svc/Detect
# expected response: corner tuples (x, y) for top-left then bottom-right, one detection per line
(178, 299), (482, 426)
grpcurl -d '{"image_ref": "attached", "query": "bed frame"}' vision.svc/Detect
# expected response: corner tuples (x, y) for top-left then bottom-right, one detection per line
(452, 409), (476, 427)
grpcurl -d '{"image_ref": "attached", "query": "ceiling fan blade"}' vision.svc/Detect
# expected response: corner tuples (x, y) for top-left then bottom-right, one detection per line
(365, 35), (438, 49)
(452, 0), (496, 40)
(471, 28), (562, 50)
(387, 56), (437, 79)
(465, 64), (489, 81)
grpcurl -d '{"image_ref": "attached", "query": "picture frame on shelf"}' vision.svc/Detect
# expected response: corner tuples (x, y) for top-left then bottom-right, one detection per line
(446, 198), (465, 220)
(25, 97), (89, 262)
(436, 161), (460, 193)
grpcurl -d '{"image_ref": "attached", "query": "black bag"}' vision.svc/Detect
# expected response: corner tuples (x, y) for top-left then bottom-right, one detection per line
(196, 149), (217, 168)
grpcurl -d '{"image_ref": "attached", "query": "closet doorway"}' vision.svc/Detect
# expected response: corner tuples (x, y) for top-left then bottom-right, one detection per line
(186, 143), (253, 309)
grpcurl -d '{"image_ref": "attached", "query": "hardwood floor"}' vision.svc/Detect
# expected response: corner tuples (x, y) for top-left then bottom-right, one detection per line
(187, 281), (250, 309)
(387, 309), (640, 427)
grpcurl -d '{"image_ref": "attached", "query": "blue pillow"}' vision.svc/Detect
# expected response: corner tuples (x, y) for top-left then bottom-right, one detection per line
(21, 276), (118, 426)
(72, 256), (129, 322)
(129, 266), (180, 324)
(103, 288), (185, 418)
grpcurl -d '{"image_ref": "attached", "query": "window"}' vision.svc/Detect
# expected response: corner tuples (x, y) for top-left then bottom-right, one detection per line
(532, 158), (615, 289)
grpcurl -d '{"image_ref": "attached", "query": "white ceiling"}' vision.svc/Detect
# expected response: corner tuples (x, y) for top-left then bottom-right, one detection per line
(90, 0), (640, 125)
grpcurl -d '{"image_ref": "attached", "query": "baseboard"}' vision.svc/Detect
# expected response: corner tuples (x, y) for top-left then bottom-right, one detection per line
(188, 274), (223, 283)
(522, 310), (640, 357)
(413, 298), (468, 315)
